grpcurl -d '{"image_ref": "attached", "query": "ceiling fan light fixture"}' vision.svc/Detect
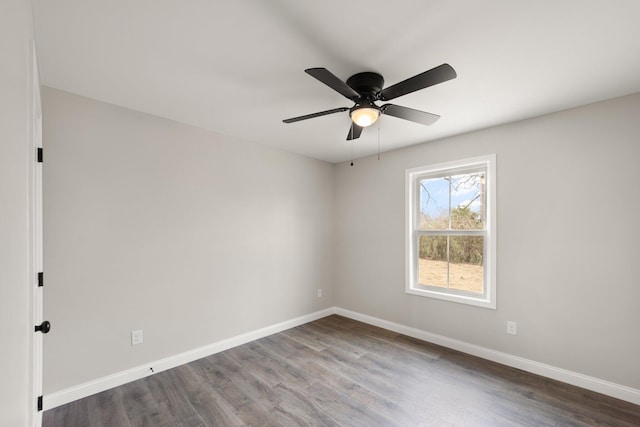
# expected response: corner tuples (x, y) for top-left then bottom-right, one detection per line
(350, 105), (380, 127)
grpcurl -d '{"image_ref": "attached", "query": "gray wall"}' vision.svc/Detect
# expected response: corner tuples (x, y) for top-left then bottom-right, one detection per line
(42, 88), (334, 393)
(42, 85), (640, 396)
(333, 93), (640, 390)
(0, 0), (35, 425)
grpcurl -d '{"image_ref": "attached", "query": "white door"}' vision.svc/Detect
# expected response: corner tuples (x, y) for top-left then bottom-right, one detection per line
(30, 41), (45, 427)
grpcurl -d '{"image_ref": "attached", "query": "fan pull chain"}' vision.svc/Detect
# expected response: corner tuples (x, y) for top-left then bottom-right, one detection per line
(350, 124), (354, 166)
(377, 122), (381, 161)
(350, 140), (354, 166)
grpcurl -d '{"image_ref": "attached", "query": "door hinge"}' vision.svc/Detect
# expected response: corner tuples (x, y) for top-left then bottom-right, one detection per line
(38, 272), (43, 287)
(37, 395), (43, 411)
(37, 147), (43, 163)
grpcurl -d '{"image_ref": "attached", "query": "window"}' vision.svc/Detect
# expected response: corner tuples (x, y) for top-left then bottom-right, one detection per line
(405, 154), (496, 309)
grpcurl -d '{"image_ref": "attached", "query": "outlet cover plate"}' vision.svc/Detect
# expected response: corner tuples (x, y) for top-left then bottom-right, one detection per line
(131, 329), (143, 345)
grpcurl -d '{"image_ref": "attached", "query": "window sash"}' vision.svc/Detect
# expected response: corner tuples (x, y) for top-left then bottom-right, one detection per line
(412, 232), (488, 300)
(414, 167), (487, 232)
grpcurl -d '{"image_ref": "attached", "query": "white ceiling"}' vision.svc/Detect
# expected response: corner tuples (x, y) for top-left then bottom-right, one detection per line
(32, 0), (640, 163)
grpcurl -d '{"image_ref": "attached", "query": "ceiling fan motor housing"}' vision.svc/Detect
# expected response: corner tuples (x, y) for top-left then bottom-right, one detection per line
(346, 72), (384, 99)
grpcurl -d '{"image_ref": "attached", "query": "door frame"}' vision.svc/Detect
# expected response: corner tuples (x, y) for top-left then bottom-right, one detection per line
(29, 40), (44, 427)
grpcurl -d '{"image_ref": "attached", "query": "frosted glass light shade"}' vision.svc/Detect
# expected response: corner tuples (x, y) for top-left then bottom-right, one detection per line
(350, 107), (380, 127)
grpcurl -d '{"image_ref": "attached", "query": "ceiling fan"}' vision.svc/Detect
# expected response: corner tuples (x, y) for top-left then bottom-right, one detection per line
(283, 64), (457, 140)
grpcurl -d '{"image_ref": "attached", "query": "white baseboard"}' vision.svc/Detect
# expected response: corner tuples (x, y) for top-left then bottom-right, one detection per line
(43, 307), (335, 410)
(334, 307), (640, 406)
(45, 306), (640, 410)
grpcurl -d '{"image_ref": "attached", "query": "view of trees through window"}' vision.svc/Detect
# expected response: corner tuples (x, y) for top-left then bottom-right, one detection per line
(417, 171), (485, 294)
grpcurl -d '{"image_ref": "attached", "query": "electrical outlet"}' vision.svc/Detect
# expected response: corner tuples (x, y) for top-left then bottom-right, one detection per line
(131, 329), (143, 345)
(317, 288), (323, 298)
(506, 321), (517, 335)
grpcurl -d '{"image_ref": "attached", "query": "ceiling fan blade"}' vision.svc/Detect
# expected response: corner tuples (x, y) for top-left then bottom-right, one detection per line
(283, 107), (349, 123)
(305, 68), (360, 100)
(346, 123), (363, 140)
(380, 64), (457, 101)
(381, 104), (440, 126)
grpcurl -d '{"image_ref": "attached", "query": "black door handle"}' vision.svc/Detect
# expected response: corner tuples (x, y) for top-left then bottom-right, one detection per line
(35, 320), (51, 334)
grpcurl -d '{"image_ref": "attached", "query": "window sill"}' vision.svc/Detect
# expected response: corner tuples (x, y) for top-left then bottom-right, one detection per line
(405, 287), (496, 309)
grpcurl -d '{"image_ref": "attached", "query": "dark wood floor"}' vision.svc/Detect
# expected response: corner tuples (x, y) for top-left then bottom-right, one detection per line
(44, 315), (640, 426)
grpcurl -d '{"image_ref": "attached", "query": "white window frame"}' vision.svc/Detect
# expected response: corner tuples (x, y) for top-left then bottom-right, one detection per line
(405, 154), (496, 309)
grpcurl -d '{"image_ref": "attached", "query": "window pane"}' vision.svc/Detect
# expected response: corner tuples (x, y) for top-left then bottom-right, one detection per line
(450, 172), (485, 230)
(449, 236), (484, 293)
(418, 235), (448, 288)
(419, 177), (449, 230)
